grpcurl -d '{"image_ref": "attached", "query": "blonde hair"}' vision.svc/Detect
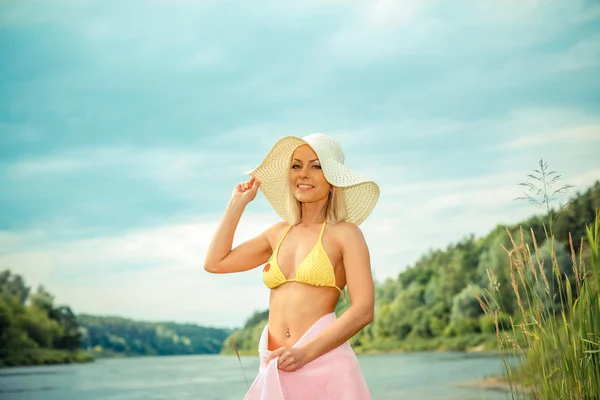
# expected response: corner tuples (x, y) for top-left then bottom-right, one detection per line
(285, 183), (347, 225)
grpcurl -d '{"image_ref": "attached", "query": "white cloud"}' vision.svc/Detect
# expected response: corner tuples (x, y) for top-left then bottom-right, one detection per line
(2, 0), (599, 329)
(475, 0), (599, 23)
(552, 34), (600, 72)
(322, 0), (599, 67)
(356, 0), (437, 28)
(212, 124), (309, 149)
(6, 157), (90, 178)
(364, 166), (599, 277)
(315, 0), (443, 64)
(503, 124), (600, 150)
(185, 47), (227, 68)
(475, 0), (552, 21)
(2, 159), (598, 327)
(3, 146), (251, 181)
(0, 212), (277, 327)
(486, 33), (600, 81)
(0, 232), (22, 251)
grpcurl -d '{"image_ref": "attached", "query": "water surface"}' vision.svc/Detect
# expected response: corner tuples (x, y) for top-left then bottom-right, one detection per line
(0, 352), (507, 399)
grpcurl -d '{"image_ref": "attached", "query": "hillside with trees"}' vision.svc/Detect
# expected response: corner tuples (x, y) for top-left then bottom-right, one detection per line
(223, 180), (600, 355)
(78, 314), (230, 357)
(0, 272), (232, 366)
(0, 271), (92, 366)
(3, 180), (598, 364)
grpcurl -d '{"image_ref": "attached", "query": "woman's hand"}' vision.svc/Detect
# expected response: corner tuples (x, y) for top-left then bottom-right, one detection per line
(232, 177), (260, 206)
(265, 347), (310, 372)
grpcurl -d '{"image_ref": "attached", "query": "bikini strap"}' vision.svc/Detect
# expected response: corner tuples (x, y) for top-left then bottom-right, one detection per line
(275, 224), (294, 253)
(319, 220), (327, 240)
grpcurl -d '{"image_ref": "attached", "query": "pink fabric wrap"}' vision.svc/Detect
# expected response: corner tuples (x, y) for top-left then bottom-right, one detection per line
(243, 313), (372, 400)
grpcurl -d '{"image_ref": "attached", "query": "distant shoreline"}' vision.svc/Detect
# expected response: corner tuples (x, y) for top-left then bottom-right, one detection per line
(457, 375), (510, 392)
(1, 346), (503, 368)
(221, 332), (500, 357)
(0, 349), (94, 369)
(457, 375), (526, 394)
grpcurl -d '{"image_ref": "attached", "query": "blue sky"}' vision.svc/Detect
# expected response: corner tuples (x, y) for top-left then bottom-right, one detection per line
(1, 0), (599, 328)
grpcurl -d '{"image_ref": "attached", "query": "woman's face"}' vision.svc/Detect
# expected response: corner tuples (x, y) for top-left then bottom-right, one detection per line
(289, 145), (331, 203)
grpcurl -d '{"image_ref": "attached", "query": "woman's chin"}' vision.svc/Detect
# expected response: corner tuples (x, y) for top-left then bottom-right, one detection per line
(295, 193), (327, 203)
(294, 193), (311, 202)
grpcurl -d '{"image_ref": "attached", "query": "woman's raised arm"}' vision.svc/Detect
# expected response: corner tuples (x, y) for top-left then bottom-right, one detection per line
(204, 178), (272, 274)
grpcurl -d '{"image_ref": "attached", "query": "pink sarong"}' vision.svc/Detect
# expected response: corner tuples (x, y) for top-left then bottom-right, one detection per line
(243, 312), (371, 399)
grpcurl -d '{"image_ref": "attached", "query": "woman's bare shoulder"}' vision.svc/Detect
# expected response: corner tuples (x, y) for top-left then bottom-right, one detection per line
(268, 220), (291, 232)
(263, 220), (292, 242)
(330, 222), (369, 263)
(329, 221), (364, 242)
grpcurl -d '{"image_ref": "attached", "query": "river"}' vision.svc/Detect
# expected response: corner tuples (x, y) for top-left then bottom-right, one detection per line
(0, 352), (507, 399)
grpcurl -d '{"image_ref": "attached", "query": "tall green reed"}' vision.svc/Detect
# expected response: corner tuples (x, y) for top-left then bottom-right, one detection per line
(473, 160), (599, 399)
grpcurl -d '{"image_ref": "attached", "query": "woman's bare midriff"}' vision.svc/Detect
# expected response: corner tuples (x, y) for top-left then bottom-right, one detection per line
(267, 282), (342, 351)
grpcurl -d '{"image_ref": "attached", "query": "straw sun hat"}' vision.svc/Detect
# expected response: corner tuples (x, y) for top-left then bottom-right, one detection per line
(246, 133), (380, 226)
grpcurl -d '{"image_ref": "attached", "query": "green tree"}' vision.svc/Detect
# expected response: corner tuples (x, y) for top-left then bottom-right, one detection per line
(476, 232), (516, 314)
(51, 306), (81, 350)
(29, 286), (54, 314)
(0, 270), (30, 305)
(451, 285), (484, 322)
(0, 270), (91, 366)
(534, 239), (575, 312)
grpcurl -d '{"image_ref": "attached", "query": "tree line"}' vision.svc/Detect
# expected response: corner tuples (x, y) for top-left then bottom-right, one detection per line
(3, 180), (598, 365)
(0, 272), (232, 366)
(0, 272), (90, 366)
(223, 180), (600, 354)
(78, 314), (230, 357)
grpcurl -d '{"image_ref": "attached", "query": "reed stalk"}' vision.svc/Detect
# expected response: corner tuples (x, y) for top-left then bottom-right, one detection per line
(474, 161), (599, 399)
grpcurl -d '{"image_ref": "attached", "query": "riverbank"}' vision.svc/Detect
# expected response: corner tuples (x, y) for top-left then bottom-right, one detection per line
(3, 334), (499, 367)
(0, 348), (94, 368)
(458, 375), (511, 392)
(353, 333), (498, 355)
(219, 333), (499, 357)
(458, 374), (531, 395)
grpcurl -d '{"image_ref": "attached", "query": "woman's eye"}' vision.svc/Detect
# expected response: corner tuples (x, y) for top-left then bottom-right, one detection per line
(291, 164), (320, 169)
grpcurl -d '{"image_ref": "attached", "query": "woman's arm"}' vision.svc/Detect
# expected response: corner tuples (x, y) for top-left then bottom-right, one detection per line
(266, 222), (375, 371)
(203, 178), (274, 274)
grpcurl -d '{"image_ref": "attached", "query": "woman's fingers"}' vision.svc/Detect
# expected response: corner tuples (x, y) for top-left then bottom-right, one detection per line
(243, 177), (260, 192)
(237, 180), (250, 192)
(233, 178), (260, 201)
(279, 356), (293, 371)
(241, 177), (255, 191)
(251, 178), (260, 192)
(265, 347), (286, 364)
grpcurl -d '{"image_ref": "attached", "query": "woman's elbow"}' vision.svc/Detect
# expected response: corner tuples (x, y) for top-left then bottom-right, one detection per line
(363, 307), (374, 325)
(203, 261), (219, 273)
(356, 304), (373, 326)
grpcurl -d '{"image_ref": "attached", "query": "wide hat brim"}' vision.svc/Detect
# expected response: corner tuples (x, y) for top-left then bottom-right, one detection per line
(245, 135), (380, 226)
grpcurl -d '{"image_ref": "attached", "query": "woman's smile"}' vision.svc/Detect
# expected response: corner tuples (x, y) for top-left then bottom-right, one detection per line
(296, 184), (315, 192)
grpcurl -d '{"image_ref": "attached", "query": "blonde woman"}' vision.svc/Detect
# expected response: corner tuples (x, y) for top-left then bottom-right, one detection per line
(204, 133), (379, 399)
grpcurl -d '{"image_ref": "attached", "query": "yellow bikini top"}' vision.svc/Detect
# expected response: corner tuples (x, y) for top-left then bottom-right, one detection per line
(262, 221), (342, 292)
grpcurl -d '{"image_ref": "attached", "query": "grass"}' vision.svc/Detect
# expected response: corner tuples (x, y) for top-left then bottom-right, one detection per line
(473, 161), (600, 399)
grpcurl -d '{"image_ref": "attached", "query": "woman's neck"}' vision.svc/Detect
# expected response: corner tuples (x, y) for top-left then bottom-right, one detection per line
(299, 198), (328, 225)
